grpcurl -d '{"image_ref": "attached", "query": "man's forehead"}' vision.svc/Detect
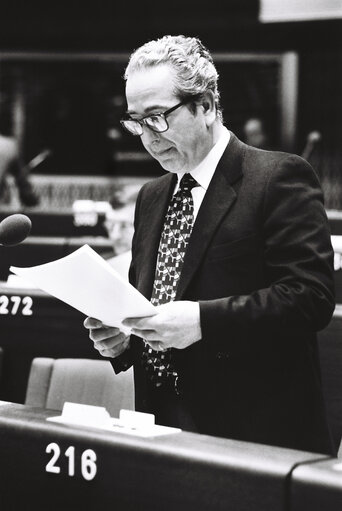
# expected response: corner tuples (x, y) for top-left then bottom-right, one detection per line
(125, 64), (177, 111)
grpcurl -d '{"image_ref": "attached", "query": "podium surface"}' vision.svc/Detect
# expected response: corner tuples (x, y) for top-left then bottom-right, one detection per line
(291, 457), (342, 510)
(0, 402), (328, 511)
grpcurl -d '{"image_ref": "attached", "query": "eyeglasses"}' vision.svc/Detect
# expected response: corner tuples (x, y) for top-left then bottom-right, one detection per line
(120, 97), (195, 136)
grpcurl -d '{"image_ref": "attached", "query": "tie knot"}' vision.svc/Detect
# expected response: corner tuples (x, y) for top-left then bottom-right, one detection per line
(179, 173), (198, 193)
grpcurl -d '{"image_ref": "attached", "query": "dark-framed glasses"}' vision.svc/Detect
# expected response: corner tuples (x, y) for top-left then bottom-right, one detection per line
(120, 97), (195, 136)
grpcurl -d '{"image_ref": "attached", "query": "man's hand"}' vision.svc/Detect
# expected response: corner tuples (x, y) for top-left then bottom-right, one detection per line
(122, 301), (202, 351)
(83, 317), (130, 358)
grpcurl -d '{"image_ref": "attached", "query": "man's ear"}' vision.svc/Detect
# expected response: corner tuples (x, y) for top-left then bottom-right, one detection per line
(201, 90), (216, 125)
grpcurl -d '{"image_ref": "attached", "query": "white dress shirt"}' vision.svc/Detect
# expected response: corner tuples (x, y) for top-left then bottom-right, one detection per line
(174, 126), (230, 220)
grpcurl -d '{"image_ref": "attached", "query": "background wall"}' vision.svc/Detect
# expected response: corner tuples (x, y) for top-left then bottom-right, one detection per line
(0, 1), (341, 207)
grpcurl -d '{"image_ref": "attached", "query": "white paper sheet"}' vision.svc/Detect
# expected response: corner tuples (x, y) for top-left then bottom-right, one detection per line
(10, 244), (156, 327)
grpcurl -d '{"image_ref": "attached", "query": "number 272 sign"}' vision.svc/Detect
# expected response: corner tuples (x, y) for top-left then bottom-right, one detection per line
(0, 295), (33, 316)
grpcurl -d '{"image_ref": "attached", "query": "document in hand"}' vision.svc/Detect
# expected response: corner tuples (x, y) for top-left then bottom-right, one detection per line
(10, 244), (156, 327)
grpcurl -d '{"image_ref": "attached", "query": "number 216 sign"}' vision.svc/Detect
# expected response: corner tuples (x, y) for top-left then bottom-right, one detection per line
(46, 443), (97, 481)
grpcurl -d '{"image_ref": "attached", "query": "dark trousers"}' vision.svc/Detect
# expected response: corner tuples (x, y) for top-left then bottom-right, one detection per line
(146, 383), (198, 432)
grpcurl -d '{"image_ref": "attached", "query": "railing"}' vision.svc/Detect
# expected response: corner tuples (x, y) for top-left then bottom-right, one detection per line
(0, 174), (150, 212)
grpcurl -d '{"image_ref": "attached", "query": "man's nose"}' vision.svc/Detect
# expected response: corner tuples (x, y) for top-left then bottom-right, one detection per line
(141, 125), (161, 144)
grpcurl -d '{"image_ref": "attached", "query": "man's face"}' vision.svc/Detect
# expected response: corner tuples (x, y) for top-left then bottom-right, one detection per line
(244, 119), (267, 149)
(104, 203), (135, 255)
(125, 64), (213, 173)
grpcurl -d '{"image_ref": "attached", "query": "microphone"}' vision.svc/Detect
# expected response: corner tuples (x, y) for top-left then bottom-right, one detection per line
(0, 214), (32, 246)
(301, 131), (322, 161)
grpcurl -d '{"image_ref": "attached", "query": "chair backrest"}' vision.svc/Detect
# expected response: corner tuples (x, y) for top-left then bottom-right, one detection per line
(25, 357), (134, 417)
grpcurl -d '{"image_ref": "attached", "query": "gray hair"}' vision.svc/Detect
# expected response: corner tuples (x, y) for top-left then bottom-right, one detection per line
(124, 35), (222, 121)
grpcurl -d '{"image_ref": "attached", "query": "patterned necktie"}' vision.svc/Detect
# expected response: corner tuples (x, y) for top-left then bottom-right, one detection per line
(141, 173), (199, 388)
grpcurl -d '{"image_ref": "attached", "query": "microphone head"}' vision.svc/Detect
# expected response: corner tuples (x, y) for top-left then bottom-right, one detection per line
(0, 214), (32, 246)
(307, 131), (322, 144)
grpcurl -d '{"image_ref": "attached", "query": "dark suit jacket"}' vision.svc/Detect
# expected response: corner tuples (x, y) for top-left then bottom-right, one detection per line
(113, 132), (335, 455)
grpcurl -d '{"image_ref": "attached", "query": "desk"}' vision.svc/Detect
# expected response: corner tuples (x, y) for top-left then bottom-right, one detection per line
(0, 284), (100, 403)
(0, 236), (114, 403)
(0, 402), (329, 511)
(0, 235), (114, 280)
(291, 457), (342, 510)
(0, 210), (107, 237)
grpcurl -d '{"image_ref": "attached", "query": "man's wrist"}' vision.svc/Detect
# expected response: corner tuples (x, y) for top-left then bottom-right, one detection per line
(111, 339), (133, 373)
(115, 337), (130, 357)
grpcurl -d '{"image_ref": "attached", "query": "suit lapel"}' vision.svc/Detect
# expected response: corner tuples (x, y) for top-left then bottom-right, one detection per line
(176, 133), (244, 299)
(136, 173), (176, 299)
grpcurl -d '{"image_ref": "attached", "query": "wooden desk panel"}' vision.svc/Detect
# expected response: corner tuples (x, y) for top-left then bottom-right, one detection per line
(0, 402), (328, 511)
(0, 235), (113, 280)
(0, 285), (101, 403)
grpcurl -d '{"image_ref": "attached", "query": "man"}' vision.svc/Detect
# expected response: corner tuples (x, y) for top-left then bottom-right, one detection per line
(0, 134), (39, 207)
(103, 189), (138, 278)
(242, 117), (271, 150)
(104, 187), (139, 257)
(84, 35), (335, 454)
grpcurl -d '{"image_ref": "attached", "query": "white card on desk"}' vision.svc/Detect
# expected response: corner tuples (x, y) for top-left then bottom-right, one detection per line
(47, 403), (181, 437)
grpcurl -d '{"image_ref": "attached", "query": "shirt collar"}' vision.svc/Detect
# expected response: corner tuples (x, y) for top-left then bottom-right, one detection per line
(175, 126), (230, 192)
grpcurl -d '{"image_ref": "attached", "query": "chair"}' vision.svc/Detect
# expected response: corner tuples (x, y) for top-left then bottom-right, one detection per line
(25, 357), (134, 417)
